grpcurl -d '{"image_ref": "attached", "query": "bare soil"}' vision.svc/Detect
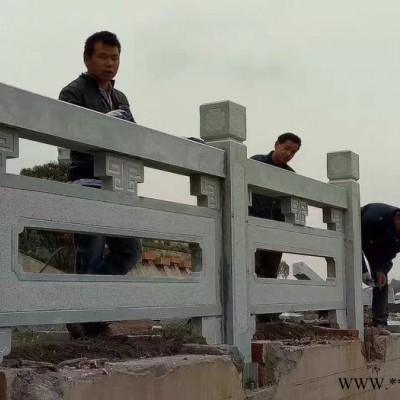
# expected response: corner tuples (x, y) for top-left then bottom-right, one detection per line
(5, 320), (204, 366)
(254, 321), (357, 344)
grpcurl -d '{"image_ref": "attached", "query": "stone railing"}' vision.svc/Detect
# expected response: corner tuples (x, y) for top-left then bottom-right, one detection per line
(0, 84), (363, 362)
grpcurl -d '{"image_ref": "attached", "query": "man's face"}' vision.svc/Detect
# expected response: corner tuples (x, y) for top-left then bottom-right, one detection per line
(273, 140), (300, 165)
(84, 41), (120, 83)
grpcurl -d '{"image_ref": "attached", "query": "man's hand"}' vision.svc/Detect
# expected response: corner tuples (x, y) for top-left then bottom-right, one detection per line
(375, 272), (387, 288)
(106, 109), (131, 121)
(362, 271), (375, 287)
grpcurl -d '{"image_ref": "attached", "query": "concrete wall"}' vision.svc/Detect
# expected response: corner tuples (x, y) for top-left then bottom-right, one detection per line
(248, 336), (400, 400)
(3, 340), (400, 399)
(63, 356), (244, 400)
(0, 355), (245, 400)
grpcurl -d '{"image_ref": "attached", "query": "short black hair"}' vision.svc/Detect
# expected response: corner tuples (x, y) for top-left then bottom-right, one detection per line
(277, 132), (301, 147)
(84, 31), (121, 59)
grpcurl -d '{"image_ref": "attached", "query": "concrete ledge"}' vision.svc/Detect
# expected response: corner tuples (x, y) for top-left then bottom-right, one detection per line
(0, 355), (244, 400)
(3, 338), (400, 399)
(247, 335), (400, 399)
(64, 355), (244, 400)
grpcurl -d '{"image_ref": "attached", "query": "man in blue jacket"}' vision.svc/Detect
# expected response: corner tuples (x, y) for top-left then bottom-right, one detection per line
(362, 203), (400, 335)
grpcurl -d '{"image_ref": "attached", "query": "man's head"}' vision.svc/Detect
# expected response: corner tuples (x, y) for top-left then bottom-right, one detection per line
(83, 31), (121, 84)
(272, 132), (301, 166)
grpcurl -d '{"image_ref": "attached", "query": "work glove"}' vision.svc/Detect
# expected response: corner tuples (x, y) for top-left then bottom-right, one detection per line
(362, 271), (375, 287)
(106, 109), (131, 121)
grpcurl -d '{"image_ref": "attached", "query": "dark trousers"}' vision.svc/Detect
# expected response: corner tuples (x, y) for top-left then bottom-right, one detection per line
(75, 234), (142, 275)
(71, 179), (142, 275)
(255, 250), (282, 278)
(371, 269), (389, 325)
(255, 250), (282, 323)
(68, 180), (142, 336)
(363, 252), (391, 326)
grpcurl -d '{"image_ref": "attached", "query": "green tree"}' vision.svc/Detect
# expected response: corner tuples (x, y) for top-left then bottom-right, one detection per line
(20, 161), (69, 182)
(278, 260), (290, 279)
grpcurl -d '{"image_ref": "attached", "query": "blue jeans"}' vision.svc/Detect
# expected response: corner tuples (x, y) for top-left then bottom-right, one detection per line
(72, 179), (142, 275)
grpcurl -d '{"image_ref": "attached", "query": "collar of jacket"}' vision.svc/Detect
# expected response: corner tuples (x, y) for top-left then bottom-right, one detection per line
(79, 73), (116, 89)
(266, 151), (288, 169)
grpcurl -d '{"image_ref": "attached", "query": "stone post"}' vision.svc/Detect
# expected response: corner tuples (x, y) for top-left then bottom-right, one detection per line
(199, 100), (253, 360)
(189, 173), (222, 344)
(327, 151), (363, 337)
(0, 128), (18, 363)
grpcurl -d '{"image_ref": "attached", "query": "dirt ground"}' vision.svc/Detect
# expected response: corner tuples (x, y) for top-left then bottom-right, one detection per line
(4, 311), (371, 367)
(4, 320), (204, 367)
(254, 321), (356, 344)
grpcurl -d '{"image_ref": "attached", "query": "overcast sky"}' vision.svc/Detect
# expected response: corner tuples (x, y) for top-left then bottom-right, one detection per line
(2, 0), (400, 278)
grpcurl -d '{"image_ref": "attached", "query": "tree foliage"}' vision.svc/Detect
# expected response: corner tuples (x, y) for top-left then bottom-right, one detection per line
(20, 161), (69, 182)
(278, 260), (290, 279)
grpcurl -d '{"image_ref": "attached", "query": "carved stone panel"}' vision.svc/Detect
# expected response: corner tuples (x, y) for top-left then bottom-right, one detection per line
(323, 208), (344, 232)
(281, 197), (308, 226)
(0, 129), (19, 174)
(94, 153), (144, 195)
(190, 175), (220, 209)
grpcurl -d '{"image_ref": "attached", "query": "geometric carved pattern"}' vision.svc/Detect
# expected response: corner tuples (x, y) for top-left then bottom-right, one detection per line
(190, 175), (220, 209)
(323, 208), (344, 232)
(94, 152), (144, 195)
(281, 197), (308, 226)
(0, 129), (19, 174)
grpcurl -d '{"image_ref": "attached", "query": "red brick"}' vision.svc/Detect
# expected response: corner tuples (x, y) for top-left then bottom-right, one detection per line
(155, 257), (171, 266)
(170, 256), (182, 264)
(316, 327), (359, 338)
(252, 341), (268, 364)
(179, 260), (192, 269)
(141, 251), (157, 261)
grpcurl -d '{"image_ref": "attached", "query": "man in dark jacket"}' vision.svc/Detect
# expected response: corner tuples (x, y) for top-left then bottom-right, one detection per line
(249, 132), (301, 279)
(60, 31), (134, 183)
(59, 31), (141, 336)
(361, 203), (400, 335)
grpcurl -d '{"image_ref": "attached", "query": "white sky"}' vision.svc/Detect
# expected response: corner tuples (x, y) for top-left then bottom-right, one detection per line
(1, 0), (400, 277)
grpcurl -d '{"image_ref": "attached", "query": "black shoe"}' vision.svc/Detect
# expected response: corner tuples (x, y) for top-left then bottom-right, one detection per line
(66, 323), (85, 339)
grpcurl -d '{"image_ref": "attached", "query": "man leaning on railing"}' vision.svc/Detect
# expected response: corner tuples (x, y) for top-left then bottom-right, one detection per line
(58, 30), (142, 337)
(249, 132), (301, 278)
(249, 132), (301, 322)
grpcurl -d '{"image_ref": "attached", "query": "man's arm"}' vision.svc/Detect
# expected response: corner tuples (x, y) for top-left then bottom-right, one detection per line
(59, 84), (84, 106)
(114, 90), (135, 123)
